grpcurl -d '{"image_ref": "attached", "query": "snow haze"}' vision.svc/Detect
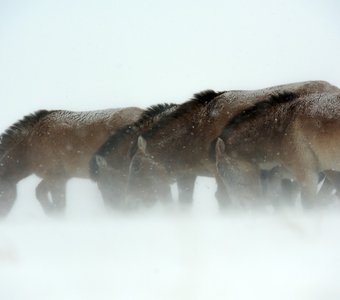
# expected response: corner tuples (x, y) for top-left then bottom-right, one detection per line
(1, 1), (340, 299)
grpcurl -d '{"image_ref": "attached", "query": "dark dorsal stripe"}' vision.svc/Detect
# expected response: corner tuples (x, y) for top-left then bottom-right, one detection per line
(209, 92), (298, 162)
(89, 103), (177, 179)
(219, 91), (297, 141)
(0, 110), (53, 159)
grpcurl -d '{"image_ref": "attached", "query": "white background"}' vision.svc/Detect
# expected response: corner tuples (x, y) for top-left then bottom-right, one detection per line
(1, 1), (340, 299)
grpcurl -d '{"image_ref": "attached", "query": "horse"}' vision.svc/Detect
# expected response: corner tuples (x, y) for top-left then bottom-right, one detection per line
(214, 89), (340, 208)
(0, 107), (143, 216)
(126, 81), (339, 208)
(89, 103), (178, 209)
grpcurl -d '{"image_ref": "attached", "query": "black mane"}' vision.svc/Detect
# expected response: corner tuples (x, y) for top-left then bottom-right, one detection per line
(209, 92), (298, 162)
(161, 89), (223, 122)
(142, 89), (224, 140)
(89, 103), (178, 179)
(0, 110), (52, 159)
(219, 91), (297, 140)
(140, 103), (177, 120)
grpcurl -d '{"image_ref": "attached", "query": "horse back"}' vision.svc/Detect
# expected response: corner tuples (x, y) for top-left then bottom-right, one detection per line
(29, 107), (143, 178)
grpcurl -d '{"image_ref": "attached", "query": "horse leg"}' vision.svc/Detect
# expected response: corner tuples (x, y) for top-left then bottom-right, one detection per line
(280, 178), (299, 205)
(282, 132), (319, 208)
(289, 166), (319, 208)
(49, 178), (67, 214)
(316, 173), (336, 204)
(156, 183), (173, 205)
(36, 180), (55, 214)
(214, 175), (232, 209)
(300, 172), (319, 208)
(0, 181), (17, 217)
(36, 178), (67, 215)
(262, 167), (298, 207)
(261, 168), (284, 206)
(177, 174), (196, 205)
(323, 170), (340, 200)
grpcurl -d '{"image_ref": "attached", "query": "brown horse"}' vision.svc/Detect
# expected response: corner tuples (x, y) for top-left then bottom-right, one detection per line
(0, 107), (143, 216)
(126, 81), (339, 208)
(214, 89), (340, 208)
(89, 103), (178, 209)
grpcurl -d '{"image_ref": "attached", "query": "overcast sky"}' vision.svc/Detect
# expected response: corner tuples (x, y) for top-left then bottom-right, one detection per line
(1, 0), (340, 130)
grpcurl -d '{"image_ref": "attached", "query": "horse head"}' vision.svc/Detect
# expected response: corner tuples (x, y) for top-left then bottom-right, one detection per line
(126, 136), (172, 208)
(215, 138), (262, 207)
(90, 154), (129, 209)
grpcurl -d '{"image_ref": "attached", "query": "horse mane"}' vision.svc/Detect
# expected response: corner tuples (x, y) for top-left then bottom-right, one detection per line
(140, 103), (177, 120)
(220, 91), (297, 140)
(124, 90), (224, 161)
(167, 90), (224, 120)
(209, 92), (298, 161)
(89, 103), (178, 179)
(0, 110), (53, 160)
(141, 90), (224, 140)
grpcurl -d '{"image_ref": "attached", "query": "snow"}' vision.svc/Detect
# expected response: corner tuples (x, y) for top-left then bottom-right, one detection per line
(1, 177), (340, 300)
(1, 0), (340, 299)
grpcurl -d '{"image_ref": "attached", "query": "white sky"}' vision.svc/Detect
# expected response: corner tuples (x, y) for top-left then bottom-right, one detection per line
(1, 0), (340, 131)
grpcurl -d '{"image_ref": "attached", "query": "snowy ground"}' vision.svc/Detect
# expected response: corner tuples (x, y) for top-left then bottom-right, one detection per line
(1, 176), (340, 300)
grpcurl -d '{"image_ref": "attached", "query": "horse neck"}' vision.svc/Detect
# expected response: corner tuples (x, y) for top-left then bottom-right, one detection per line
(107, 131), (140, 170)
(226, 102), (295, 156)
(209, 95), (261, 140)
(144, 104), (219, 167)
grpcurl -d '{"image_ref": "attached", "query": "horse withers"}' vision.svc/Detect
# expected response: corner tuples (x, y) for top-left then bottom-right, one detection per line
(0, 107), (143, 216)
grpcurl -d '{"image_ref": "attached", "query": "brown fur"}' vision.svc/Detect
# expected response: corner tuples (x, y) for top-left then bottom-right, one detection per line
(0, 107), (143, 216)
(89, 103), (178, 208)
(215, 90), (340, 207)
(126, 81), (339, 207)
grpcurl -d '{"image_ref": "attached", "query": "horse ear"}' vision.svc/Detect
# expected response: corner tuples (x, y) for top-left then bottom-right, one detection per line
(215, 138), (225, 158)
(137, 136), (147, 154)
(95, 155), (107, 168)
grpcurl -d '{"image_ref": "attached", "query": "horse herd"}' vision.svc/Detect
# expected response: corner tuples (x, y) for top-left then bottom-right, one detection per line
(1, 80), (340, 217)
